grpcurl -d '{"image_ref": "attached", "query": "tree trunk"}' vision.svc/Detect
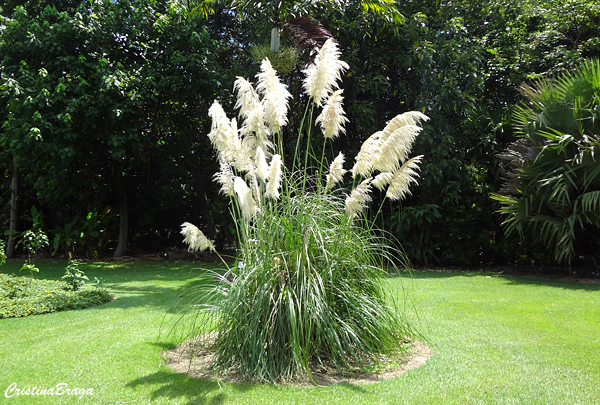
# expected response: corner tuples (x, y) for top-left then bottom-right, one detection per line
(113, 166), (128, 257)
(6, 157), (18, 258)
(270, 26), (281, 52)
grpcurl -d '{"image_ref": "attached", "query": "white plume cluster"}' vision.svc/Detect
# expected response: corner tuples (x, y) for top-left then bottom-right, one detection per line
(265, 154), (283, 200)
(256, 59), (292, 133)
(303, 39), (349, 106)
(180, 222), (215, 252)
(183, 36), (431, 254)
(342, 111), (429, 217)
(200, 58), (291, 224)
(316, 89), (348, 140)
(345, 178), (373, 218)
(326, 152), (347, 190)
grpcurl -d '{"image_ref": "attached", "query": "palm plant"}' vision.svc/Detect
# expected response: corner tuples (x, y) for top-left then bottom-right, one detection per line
(493, 59), (600, 265)
(176, 39), (427, 383)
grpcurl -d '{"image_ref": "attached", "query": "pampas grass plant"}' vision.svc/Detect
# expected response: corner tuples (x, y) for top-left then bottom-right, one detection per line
(177, 39), (428, 383)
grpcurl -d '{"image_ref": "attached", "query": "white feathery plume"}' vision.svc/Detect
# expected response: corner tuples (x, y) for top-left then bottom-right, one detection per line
(234, 176), (258, 219)
(180, 222), (215, 252)
(234, 77), (270, 143)
(303, 38), (349, 106)
(352, 111), (428, 176)
(345, 178), (373, 218)
(234, 77), (260, 120)
(208, 102), (241, 166)
(240, 135), (273, 172)
(256, 59), (292, 134)
(351, 131), (382, 178)
(325, 152), (347, 190)
(372, 124), (422, 173)
(386, 156), (423, 201)
(207, 101), (230, 154)
(255, 146), (269, 181)
(265, 154), (283, 200)
(213, 159), (235, 197)
(233, 135), (257, 174)
(315, 89), (348, 140)
(372, 172), (394, 191)
(208, 100), (228, 134)
(371, 112), (428, 173)
(384, 111), (429, 134)
(249, 174), (262, 207)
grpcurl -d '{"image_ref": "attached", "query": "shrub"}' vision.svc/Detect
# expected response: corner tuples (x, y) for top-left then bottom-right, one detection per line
(0, 273), (113, 319)
(0, 240), (6, 267)
(61, 259), (89, 291)
(178, 39), (427, 383)
(18, 229), (49, 277)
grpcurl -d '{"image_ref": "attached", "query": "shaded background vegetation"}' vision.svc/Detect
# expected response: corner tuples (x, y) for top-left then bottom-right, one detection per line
(1, 0), (599, 271)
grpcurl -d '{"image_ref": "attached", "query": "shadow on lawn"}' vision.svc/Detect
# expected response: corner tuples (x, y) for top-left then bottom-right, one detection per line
(396, 269), (600, 291)
(76, 261), (228, 311)
(125, 370), (254, 405)
(104, 275), (225, 314)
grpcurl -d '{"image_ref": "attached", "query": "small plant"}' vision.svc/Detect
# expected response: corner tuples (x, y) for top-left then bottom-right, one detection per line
(61, 258), (88, 291)
(92, 277), (103, 289)
(0, 240), (6, 267)
(18, 229), (49, 277)
(17, 229), (49, 295)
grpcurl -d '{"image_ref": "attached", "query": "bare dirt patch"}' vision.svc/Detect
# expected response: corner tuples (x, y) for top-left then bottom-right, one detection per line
(163, 334), (432, 386)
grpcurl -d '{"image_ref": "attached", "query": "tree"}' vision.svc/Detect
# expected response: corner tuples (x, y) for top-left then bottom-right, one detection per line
(0, 1), (223, 257)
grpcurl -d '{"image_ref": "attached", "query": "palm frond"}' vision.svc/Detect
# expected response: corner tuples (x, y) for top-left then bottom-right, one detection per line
(579, 191), (600, 225)
(187, 0), (218, 19)
(496, 59), (600, 265)
(359, 0), (404, 24)
(283, 17), (333, 66)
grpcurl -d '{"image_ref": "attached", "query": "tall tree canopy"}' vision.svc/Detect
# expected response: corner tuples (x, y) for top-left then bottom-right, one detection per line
(0, 0), (224, 257)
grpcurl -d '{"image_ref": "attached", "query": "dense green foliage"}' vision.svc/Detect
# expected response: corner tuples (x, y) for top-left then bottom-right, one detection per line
(0, 0), (224, 256)
(312, 0), (600, 266)
(1, 0), (599, 268)
(194, 192), (412, 382)
(0, 273), (113, 318)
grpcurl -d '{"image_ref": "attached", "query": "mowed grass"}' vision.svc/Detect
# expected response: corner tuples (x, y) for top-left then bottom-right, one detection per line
(0, 260), (599, 404)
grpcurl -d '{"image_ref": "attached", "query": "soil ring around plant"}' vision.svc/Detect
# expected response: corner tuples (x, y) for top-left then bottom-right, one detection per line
(163, 334), (432, 387)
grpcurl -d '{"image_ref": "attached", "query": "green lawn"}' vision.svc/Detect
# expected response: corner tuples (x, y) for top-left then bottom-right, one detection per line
(0, 260), (599, 404)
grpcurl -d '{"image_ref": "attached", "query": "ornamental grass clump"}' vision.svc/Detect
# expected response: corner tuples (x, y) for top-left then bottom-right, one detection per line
(179, 39), (428, 383)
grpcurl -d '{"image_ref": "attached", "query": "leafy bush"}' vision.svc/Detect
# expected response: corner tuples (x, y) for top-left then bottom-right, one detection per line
(0, 240), (6, 267)
(0, 273), (113, 319)
(250, 44), (299, 74)
(18, 229), (49, 277)
(61, 259), (89, 291)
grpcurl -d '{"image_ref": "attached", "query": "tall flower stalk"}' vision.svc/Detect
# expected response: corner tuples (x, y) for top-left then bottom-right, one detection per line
(178, 39), (428, 383)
